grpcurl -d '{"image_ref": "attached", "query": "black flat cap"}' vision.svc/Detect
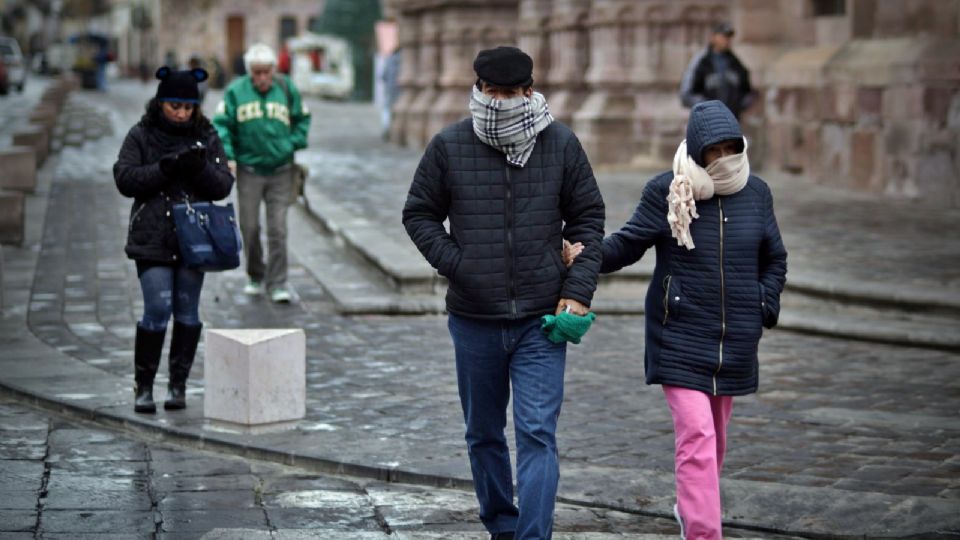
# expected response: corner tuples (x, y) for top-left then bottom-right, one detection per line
(713, 22), (735, 36)
(473, 46), (533, 88)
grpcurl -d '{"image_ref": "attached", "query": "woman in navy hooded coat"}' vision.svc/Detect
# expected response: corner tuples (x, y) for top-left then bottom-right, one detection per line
(566, 101), (787, 539)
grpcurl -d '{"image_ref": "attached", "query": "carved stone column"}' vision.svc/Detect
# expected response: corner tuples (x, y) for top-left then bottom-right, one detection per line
(403, 9), (442, 147)
(628, 1), (732, 167)
(544, 0), (590, 126)
(389, 10), (421, 145)
(517, 0), (553, 92)
(573, 0), (640, 164)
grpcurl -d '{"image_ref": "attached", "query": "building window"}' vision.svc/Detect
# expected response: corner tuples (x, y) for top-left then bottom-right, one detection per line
(812, 0), (846, 16)
(308, 16), (322, 33)
(279, 16), (298, 45)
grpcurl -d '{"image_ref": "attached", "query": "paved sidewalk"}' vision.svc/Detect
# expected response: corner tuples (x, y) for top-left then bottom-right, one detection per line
(0, 79), (958, 538)
(1, 395), (708, 538)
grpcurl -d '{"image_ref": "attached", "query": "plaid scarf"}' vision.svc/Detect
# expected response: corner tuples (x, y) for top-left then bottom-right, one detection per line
(469, 86), (554, 168)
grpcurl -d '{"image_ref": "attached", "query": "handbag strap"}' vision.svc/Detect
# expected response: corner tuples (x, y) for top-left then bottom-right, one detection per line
(196, 206), (238, 256)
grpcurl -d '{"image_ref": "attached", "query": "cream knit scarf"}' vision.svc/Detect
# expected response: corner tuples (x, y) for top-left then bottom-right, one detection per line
(469, 85), (554, 168)
(667, 137), (750, 249)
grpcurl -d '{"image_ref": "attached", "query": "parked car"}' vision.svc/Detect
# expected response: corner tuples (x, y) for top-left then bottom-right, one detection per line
(0, 55), (8, 95)
(0, 36), (26, 92)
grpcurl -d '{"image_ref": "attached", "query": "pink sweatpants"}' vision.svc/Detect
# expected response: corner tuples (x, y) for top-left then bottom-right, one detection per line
(663, 385), (734, 540)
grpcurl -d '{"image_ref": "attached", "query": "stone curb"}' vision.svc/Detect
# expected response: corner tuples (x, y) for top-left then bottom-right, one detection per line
(297, 185), (960, 315)
(292, 193), (959, 351)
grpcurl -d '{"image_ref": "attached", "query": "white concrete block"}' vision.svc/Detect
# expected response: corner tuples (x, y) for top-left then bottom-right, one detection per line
(204, 328), (306, 425)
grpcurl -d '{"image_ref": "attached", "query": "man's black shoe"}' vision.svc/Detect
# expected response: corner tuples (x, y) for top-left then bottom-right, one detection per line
(491, 533), (515, 540)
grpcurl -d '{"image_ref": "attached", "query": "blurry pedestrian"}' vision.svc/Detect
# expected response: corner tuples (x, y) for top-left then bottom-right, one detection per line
(403, 46), (605, 540)
(213, 43), (311, 303)
(679, 23), (756, 119)
(94, 45), (110, 91)
(113, 66), (234, 414)
(164, 50), (179, 69)
(380, 47), (401, 139)
(564, 101), (787, 540)
(278, 44), (291, 74)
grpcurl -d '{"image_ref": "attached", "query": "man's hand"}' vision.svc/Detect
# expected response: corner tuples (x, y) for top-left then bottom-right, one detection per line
(228, 160), (237, 177)
(562, 239), (584, 268)
(556, 298), (589, 316)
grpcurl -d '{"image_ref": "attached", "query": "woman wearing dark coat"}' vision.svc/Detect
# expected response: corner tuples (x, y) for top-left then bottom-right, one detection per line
(113, 66), (234, 413)
(566, 101), (787, 539)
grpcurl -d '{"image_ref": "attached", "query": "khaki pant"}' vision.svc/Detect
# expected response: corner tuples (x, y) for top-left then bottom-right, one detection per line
(236, 165), (293, 291)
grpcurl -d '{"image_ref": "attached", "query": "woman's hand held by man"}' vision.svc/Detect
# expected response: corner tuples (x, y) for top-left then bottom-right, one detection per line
(562, 239), (584, 268)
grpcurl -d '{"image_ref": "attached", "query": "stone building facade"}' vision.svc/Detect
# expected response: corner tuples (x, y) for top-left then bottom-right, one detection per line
(386, 0), (960, 207)
(111, 0), (326, 78)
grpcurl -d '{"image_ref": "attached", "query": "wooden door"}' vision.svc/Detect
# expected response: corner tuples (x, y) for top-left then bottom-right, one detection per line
(226, 16), (245, 76)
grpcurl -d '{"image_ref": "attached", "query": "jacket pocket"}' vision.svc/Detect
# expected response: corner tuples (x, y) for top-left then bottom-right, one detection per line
(759, 281), (777, 328)
(662, 275), (683, 325)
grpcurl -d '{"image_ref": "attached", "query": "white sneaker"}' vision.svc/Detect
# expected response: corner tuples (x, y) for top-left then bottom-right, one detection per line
(673, 503), (685, 540)
(243, 280), (263, 295)
(270, 287), (292, 303)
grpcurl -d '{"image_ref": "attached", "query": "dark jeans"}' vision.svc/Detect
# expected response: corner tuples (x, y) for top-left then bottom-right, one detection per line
(137, 264), (204, 331)
(448, 313), (567, 540)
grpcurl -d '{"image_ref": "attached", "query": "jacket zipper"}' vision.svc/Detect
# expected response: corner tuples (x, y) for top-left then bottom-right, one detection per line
(662, 275), (672, 325)
(505, 166), (518, 317)
(715, 199), (725, 396)
(129, 202), (146, 230)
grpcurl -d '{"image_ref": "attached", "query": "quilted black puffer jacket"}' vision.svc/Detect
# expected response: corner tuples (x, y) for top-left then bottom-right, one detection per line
(601, 101), (787, 396)
(114, 105), (234, 264)
(403, 118), (605, 319)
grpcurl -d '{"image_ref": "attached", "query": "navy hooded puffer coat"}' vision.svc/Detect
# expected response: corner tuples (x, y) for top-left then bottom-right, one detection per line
(601, 101), (787, 396)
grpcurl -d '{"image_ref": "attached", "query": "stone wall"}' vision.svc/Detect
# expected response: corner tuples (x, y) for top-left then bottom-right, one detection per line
(386, 0), (960, 207)
(154, 0), (325, 71)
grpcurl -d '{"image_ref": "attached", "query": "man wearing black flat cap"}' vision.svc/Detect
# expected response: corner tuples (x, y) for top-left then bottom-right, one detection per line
(680, 22), (756, 119)
(403, 46), (605, 540)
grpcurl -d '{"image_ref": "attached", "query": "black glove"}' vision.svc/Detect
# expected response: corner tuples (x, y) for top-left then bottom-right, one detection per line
(159, 145), (206, 179)
(159, 152), (180, 178)
(176, 145), (207, 177)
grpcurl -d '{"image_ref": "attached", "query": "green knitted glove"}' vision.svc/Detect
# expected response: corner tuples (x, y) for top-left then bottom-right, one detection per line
(541, 311), (597, 344)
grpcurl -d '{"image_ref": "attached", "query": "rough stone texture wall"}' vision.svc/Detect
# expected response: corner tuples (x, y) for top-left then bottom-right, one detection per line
(155, 0), (325, 70)
(756, 0), (960, 207)
(385, 0), (960, 207)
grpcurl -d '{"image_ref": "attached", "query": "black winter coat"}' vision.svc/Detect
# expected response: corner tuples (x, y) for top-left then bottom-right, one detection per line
(114, 114), (234, 264)
(602, 102), (787, 396)
(403, 119), (605, 320)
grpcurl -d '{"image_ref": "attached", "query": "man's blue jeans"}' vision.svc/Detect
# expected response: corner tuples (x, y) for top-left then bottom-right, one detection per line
(448, 313), (567, 540)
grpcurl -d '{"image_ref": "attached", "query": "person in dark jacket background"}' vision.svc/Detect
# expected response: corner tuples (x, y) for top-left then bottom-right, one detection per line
(565, 101), (786, 540)
(114, 66), (234, 414)
(402, 46), (605, 540)
(679, 23), (756, 120)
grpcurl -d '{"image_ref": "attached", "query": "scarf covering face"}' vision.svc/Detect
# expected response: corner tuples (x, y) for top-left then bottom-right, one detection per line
(667, 136), (750, 250)
(469, 85), (554, 168)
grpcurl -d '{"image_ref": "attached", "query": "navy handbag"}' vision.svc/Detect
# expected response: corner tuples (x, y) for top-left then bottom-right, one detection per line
(171, 198), (242, 272)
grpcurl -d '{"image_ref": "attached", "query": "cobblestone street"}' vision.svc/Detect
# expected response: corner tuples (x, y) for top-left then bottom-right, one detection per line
(0, 78), (958, 537)
(2, 395), (718, 538)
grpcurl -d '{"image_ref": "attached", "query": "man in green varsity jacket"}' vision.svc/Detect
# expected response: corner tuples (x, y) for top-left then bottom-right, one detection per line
(213, 43), (311, 303)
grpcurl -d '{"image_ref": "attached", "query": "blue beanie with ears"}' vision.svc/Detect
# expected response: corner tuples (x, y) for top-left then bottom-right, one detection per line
(155, 66), (208, 104)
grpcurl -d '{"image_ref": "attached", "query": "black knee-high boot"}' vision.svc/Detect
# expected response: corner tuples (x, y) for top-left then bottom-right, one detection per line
(164, 321), (203, 410)
(134, 324), (166, 414)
